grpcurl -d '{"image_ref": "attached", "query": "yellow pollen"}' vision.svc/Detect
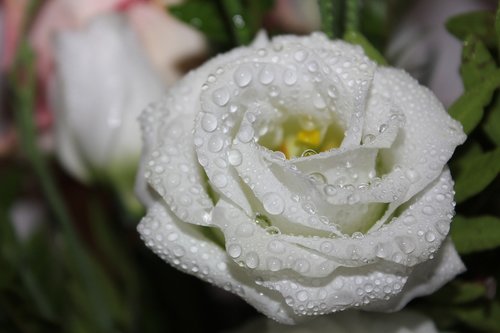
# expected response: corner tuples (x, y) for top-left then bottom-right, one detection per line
(297, 129), (321, 146)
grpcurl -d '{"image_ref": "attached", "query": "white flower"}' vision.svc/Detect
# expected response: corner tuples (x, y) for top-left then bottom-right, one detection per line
(230, 310), (439, 333)
(137, 33), (466, 324)
(52, 14), (164, 183)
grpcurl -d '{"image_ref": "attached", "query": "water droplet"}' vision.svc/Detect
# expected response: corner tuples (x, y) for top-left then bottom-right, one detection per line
(307, 61), (319, 72)
(267, 257), (282, 271)
(395, 236), (416, 254)
(255, 213), (271, 228)
(267, 240), (285, 254)
(212, 172), (228, 188)
(283, 69), (297, 85)
(422, 206), (435, 215)
(309, 172), (326, 185)
(294, 50), (307, 62)
(294, 259), (310, 273)
(313, 93), (326, 109)
(259, 66), (274, 85)
(378, 123), (388, 133)
(405, 169), (420, 183)
(301, 149), (318, 157)
(227, 149), (243, 166)
(425, 231), (436, 242)
(167, 232), (179, 241)
(245, 252), (259, 268)
(212, 87), (230, 106)
(436, 219), (450, 235)
(228, 244), (242, 258)
(201, 113), (218, 132)
(320, 241), (333, 253)
(324, 185), (337, 196)
(208, 135), (224, 152)
(297, 290), (309, 301)
(362, 134), (375, 144)
(263, 192), (285, 215)
(237, 125), (254, 143)
(234, 66), (252, 87)
(265, 226), (281, 235)
(375, 243), (389, 258)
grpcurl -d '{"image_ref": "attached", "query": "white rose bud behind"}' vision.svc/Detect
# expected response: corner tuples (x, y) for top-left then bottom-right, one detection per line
(52, 14), (164, 184)
(137, 33), (466, 323)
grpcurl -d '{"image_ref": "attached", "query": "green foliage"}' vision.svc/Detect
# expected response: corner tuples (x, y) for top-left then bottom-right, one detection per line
(483, 96), (500, 145)
(448, 69), (500, 134)
(460, 35), (496, 90)
(452, 215), (500, 254)
(169, 0), (273, 48)
(446, 11), (497, 49)
(429, 281), (486, 305)
(454, 148), (500, 203)
(343, 30), (387, 65)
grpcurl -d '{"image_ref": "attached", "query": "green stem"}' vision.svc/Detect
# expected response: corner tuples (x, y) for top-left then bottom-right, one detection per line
(11, 41), (113, 332)
(344, 0), (360, 33)
(220, 0), (252, 45)
(318, 0), (343, 39)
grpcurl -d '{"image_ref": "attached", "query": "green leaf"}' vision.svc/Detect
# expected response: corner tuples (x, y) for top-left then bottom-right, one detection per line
(344, 0), (360, 33)
(318, 0), (343, 39)
(343, 30), (387, 65)
(452, 301), (500, 333)
(454, 147), (500, 202)
(460, 35), (496, 90)
(483, 95), (500, 146)
(448, 69), (500, 134)
(451, 215), (500, 254)
(446, 11), (497, 48)
(169, 1), (229, 45)
(429, 281), (486, 305)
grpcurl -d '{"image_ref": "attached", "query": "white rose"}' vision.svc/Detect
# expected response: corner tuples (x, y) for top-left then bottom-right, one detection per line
(52, 14), (164, 184)
(137, 33), (466, 324)
(229, 310), (438, 333)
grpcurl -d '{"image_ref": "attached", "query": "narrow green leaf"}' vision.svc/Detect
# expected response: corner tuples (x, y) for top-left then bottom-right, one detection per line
(483, 96), (500, 146)
(220, 0), (253, 46)
(448, 69), (500, 134)
(429, 281), (486, 304)
(454, 147), (500, 202)
(460, 35), (496, 90)
(318, 0), (343, 39)
(343, 30), (387, 65)
(446, 11), (496, 48)
(451, 215), (500, 254)
(169, 1), (229, 45)
(344, 0), (360, 33)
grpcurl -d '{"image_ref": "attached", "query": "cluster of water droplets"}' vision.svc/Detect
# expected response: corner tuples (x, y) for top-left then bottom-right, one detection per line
(136, 32), (467, 322)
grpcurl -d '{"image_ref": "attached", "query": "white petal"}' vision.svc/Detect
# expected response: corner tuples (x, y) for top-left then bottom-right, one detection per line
(53, 14), (164, 180)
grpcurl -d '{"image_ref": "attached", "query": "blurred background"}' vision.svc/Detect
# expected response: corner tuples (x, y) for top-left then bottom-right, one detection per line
(1, 0), (500, 332)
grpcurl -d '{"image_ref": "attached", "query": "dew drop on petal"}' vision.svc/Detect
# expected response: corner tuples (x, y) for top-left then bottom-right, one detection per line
(259, 66), (275, 85)
(237, 125), (254, 143)
(267, 257), (282, 271)
(395, 236), (416, 254)
(245, 252), (259, 269)
(283, 69), (298, 85)
(212, 87), (230, 106)
(212, 172), (228, 188)
(227, 149), (243, 166)
(436, 219), (450, 235)
(263, 192), (285, 215)
(234, 66), (253, 87)
(228, 244), (242, 258)
(201, 113), (218, 132)
(425, 231), (436, 242)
